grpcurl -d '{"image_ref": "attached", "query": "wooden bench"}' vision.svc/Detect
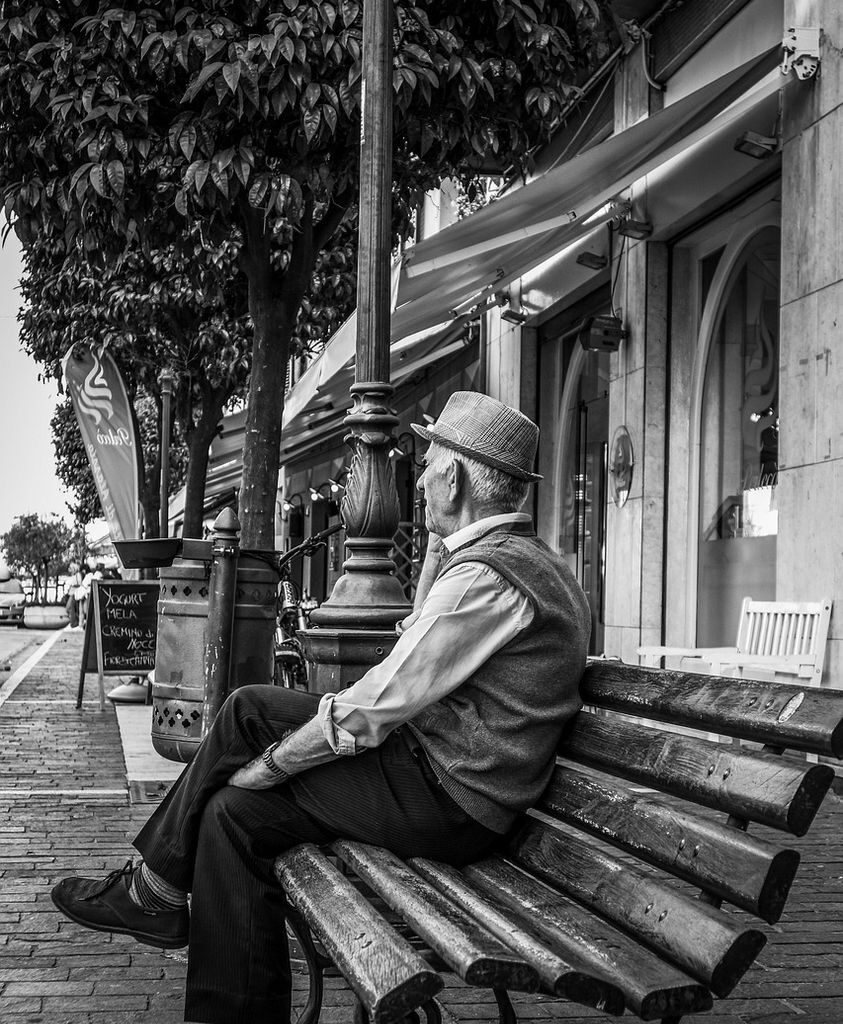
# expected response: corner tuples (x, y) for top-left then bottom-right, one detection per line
(638, 597), (833, 687)
(274, 660), (843, 1024)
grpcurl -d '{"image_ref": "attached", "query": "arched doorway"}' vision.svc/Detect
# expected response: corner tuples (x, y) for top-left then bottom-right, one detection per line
(692, 222), (781, 644)
(555, 344), (611, 654)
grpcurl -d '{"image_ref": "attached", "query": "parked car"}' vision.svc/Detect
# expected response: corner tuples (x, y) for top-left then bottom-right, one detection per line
(0, 566), (26, 626)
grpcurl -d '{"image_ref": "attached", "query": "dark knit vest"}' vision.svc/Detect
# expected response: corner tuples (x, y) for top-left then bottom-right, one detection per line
(408, 523), (591, 833)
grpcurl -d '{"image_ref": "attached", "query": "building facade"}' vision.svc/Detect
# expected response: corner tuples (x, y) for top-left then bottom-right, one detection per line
(205, 0), (841, 686)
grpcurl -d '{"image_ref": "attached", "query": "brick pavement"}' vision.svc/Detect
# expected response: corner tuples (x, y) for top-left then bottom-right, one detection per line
(1, 629), (842, 1024)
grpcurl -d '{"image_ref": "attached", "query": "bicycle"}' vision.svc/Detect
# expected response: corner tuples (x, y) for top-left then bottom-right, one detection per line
(272, 523), (342, 689)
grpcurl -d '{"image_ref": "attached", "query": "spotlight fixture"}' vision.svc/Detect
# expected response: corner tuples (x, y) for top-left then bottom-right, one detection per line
(328, 478), (343, 493)
(281, 493), (303, 514)
(500, 307), (529, 325)
(576, 251), (609, 270)
(734, 130), (779, 159)
(617, 218), (652, 240)
(309, 486), (324, 502)
(578, 313), (628, 352)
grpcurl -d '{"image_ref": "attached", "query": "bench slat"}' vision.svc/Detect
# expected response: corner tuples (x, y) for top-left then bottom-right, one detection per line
(508, 818), (766, 998)
(274, 844), (442, 1024)
(408, 857), (625, 1014)
(580, 662), (843, 756)
(465, 858), (713, 1022)
(560, 712), (834, 835)
(332, 840), (540, 991)
(539, 764), (800, 922)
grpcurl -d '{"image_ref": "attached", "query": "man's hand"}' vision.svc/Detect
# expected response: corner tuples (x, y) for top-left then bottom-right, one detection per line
(227, 753), (285, 790)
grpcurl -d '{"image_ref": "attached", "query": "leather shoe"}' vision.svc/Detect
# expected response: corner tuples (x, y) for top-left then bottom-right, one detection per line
(51, 860), (189, 949)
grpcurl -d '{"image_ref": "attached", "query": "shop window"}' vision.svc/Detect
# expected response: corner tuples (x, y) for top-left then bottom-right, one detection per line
(697, 226), (780, 644)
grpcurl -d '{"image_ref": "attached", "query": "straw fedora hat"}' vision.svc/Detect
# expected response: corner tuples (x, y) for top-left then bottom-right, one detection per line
(411, 391), (542, 482)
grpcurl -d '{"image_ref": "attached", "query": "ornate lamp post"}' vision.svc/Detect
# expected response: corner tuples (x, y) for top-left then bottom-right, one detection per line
(302, 0), (412, 691)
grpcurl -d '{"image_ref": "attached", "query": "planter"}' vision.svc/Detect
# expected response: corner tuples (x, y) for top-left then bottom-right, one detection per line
(23, 604), (70, 630)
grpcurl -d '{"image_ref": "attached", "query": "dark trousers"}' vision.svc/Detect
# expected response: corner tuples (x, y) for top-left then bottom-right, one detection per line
(134, 685), (500, 1024)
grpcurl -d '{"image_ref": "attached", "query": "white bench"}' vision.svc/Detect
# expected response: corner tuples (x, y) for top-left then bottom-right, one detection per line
(638, 598), (833, 688)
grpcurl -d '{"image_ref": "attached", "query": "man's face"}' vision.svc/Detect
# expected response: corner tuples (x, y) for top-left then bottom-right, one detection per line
(417, 444), (455, 537)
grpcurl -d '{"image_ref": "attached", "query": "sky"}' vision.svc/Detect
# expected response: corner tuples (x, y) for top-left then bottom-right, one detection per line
(0, 234), (73, 538)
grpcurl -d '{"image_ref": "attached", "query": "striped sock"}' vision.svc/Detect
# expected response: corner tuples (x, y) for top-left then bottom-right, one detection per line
(129, 862), (188, 911)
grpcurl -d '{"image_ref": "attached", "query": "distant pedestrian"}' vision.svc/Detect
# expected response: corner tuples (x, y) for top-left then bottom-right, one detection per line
(63, 562), (84, 630)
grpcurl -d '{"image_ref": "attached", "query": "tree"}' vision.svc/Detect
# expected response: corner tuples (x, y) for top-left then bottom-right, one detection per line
(1, 512), (74, 604)
(0, 0), (613, 549)
(21, 230), (246, 536)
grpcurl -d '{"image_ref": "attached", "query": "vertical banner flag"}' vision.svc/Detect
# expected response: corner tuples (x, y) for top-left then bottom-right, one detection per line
(62, 344), (142, 545)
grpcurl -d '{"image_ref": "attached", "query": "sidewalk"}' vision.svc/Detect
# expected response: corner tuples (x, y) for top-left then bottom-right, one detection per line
(0, 629), (841, 1024)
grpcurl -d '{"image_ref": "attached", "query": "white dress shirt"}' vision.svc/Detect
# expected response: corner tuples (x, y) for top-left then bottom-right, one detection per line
(317, 513), (535, 753)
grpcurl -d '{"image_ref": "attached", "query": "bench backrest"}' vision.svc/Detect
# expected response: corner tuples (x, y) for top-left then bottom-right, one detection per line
(496, 661), (843, 1011)
(734, 597), (832, 684)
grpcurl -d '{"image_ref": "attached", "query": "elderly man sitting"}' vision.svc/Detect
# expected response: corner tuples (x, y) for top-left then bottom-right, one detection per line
(52, 391), (591, 1024)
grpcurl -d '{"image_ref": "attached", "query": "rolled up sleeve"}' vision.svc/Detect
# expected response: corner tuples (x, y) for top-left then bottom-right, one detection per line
(317, 693), (358, 755)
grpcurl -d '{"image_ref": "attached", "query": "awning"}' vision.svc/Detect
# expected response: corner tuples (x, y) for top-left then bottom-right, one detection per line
(281, 46), (779, 439)
(393, 47), (780, 339)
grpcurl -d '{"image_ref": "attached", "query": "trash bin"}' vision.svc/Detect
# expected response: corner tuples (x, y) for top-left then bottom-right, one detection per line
(151, 551), (278, 763)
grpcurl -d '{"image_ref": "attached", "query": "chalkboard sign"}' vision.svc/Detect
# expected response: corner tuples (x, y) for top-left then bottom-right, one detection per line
(76, 580), (159, 708)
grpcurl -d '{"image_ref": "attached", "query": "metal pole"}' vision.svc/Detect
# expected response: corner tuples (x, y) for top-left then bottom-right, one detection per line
(302, 0), (411, 691)
(201, 508), (240, 737)
(159, 369), (174, 538)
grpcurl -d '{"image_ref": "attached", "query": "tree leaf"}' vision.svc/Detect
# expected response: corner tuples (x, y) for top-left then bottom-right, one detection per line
(302, 107), (321, 143)
(222, 61), (241, 94)
(303, 82), (320, 109)
(194, 160), (210, 194)
(89, 165), (106, 197)
(214, 146), (235, 171)
(106, 159), (125, 196)
(248, 176), (269, 207)
(180, 124), (197, 160)
(181, 60), (223, 103)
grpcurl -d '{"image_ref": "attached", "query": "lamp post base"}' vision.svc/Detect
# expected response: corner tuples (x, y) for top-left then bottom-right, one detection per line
(299, 627), (399, 694)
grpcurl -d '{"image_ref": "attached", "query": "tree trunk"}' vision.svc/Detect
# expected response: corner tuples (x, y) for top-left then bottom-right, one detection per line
(181, 387), (229, 539)
(238, 202), (312, 551)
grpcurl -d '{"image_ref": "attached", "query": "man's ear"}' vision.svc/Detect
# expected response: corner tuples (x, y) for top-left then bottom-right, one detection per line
(449, 458), (464, 499)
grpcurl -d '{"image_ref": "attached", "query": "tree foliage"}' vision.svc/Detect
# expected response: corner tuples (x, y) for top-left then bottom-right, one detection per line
(1, 512), (75, 604)
(0, 0), (612, 548)
(21, 227), (246, 535)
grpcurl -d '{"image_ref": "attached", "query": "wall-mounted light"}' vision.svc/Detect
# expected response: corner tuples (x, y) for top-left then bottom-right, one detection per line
(576, 251), (609, 270)
(617, 218), (652, 240)
(734, 130), (779, 159)
(501, 307), (529, 325)
(389, 431), (424, 468)
(307, 485), (331, 505)
(495, 290), (530, 325)
(281, 493), (303, 521)
(577, 313), (628, 352)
